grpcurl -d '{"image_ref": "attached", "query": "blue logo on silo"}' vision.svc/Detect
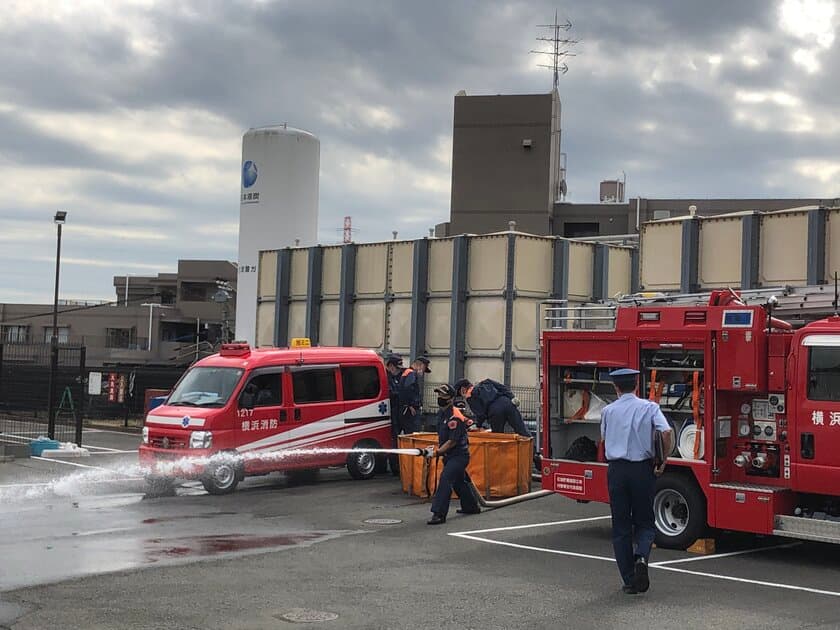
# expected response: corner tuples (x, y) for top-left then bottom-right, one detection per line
(242, 160), (258, 188)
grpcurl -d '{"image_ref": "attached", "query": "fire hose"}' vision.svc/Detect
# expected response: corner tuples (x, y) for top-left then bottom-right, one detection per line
(416, 448), (552, 509)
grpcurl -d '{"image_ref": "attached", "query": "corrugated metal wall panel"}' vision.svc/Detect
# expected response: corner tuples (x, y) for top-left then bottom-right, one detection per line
(321, 246), (342, 297)
(258, 251), (278, 299)
(568, 241), (594, 300)
(289, 249), (309, 297)
(319, 301), (339, 346)
(699, 215), (742, 288)
(391, 242), (415, 295)
(640, 221), (682, 290)
(425, 298), (451, 351)
(255, 302), (275, 347)
(355, 243), (389, 295)
(428, 239), (454, 293)
(468, 235), (507, 293)
(514, 236), (553, 295)
(607, 247), (632, 298)
(827, 209), (840, 279)
(288, 302), (306, 340)
(353, 301), (385, 349)
(760, 211), (808, 286)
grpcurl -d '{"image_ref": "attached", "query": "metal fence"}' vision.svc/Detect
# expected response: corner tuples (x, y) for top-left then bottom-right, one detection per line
(84, 365), (186, 427)
(0, 343), (86, 445)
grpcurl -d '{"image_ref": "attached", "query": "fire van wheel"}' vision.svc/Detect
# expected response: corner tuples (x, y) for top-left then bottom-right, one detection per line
(347, 441), (378, 480)
(202, 457), (241, 495)
(653, 473), (707, 550)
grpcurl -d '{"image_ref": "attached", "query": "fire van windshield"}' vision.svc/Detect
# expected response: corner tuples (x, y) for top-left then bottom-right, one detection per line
(167, 367), (245, 407)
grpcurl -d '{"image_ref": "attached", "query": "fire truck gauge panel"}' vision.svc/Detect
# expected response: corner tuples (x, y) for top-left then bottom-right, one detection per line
(751, 399), (771, 421)
(740, 403), (752, 415)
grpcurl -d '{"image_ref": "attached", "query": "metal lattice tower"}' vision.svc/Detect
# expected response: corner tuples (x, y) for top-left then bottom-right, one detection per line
(531, 10), (578, 89)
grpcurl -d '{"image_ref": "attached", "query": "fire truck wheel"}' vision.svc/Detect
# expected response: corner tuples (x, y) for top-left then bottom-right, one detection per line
(653, 474), (706, 550)
(202, 455), (241, 495)
(347, 441), (379, 480)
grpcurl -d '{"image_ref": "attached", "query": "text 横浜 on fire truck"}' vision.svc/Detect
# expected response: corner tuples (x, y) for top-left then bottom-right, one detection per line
(538, 288), (840, 549)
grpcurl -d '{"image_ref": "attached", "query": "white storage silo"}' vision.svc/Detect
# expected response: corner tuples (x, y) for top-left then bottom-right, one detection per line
(235, 125), (320, 345)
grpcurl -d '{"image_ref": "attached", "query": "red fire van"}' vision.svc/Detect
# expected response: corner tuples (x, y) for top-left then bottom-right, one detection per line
(139, 342), (392, 494)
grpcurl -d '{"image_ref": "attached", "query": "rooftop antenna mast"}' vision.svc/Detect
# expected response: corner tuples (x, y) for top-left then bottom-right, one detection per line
(531, 10), (578, 90)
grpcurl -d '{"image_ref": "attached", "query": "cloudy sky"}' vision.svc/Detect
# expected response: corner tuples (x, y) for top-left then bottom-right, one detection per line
(1, 0), (838, 303)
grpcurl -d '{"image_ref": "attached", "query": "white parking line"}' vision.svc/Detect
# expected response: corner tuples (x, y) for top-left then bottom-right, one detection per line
(451, 532), (615, 563)
(656, 564), (840, 598)
(451, 519), (840, 599)
(453, 515), (612, 536)
(650, 542), (801, 566)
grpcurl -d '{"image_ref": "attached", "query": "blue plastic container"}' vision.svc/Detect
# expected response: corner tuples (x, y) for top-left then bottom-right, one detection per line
(149, 396), (167, 411)
(30, 438), (61, 457)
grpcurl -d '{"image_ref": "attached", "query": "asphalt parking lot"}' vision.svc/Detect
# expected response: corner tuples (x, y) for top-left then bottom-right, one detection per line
(2, 430), (840, 629)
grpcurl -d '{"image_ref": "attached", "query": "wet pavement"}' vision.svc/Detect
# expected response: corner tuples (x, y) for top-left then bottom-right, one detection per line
(2, 429), (840, 629)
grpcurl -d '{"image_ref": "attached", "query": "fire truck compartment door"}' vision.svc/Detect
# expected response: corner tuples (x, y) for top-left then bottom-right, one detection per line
(545, 460), (610, 503)
(548, 338), (629, 368)
(711, 485), (778, 535)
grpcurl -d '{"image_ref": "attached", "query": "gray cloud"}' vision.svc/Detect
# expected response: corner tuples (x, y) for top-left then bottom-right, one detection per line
(1, 0), (838, 303)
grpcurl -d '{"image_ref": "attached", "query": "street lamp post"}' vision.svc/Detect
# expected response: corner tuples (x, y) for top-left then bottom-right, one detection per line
(46, 210), (67, 440)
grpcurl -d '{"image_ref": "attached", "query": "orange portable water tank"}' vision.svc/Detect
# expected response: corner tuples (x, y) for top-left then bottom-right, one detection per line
(397, 432), (532, 500)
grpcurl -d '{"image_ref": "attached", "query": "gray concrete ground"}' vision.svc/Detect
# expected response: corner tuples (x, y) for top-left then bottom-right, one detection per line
(1, 429), (840, 629)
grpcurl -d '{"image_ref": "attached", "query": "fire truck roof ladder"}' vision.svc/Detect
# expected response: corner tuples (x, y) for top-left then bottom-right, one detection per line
(617, 286), (791, 307)
(542, 300), (618, 331)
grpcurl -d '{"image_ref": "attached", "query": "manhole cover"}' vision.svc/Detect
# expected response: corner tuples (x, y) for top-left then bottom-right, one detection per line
(363, 518), (403, 525)
(276, 609), (339, 623)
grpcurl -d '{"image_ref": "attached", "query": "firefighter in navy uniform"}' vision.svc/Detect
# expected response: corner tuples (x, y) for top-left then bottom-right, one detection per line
(384, 354), (404, 476)
(601, 368), (674, 595)
(397, 356), (430, 435)
(425, 384), (481, 525)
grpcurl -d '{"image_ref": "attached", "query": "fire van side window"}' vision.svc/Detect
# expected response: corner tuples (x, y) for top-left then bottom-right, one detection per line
(808, 347), (840, 402)
(241, 373), (282, 407)
(342, 366), (381, 401)
(292, 369), (337, 404)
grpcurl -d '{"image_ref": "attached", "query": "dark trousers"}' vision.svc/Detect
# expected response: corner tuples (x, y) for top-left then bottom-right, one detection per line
(430, 455), (479, 517)
(488, 399), (530, 437)
(399, 407), (420, 435)
(607, 459), (656, 585)
(388, 395), (401, 473)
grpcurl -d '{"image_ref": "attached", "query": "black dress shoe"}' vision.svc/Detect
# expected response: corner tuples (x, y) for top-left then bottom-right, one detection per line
(456, 508), (481, 515)
(622, 585), (639, 595)
(427, 513), (446, 525)
(633, 557), (649, 593)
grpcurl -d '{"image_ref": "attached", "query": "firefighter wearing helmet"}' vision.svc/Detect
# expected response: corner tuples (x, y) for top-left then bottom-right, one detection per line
(424, 384), (481, 525)
(601, 368), (674, 595)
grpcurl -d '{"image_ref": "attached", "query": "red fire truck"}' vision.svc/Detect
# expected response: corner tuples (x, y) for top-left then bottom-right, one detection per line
(539, 289), (840, 549)
(139, 341), (392, 495)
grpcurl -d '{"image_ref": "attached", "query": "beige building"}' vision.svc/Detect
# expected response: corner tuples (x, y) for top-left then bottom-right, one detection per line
(0, 260), (237, 366)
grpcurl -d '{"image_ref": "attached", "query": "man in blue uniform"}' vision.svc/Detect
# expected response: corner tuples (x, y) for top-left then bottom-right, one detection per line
(601, 368), (673, 594)
(456, 378), (530, 437)
(384, 354), (404, 476)
(426, 384), (480, 525)
(397, 356), (430, 435)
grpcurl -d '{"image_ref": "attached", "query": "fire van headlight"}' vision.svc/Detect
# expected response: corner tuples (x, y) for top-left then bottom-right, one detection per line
(142, 426), (149, 445)
(190, 431), (212, 449)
